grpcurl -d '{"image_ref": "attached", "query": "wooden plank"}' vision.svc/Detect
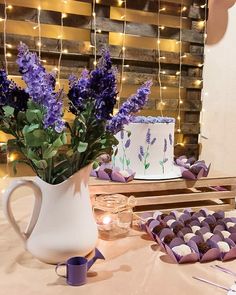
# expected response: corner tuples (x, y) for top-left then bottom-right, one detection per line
(0, 0), (92, 16)
(0, 20), (90, 42)
(110, 7), (191, 28)
(0, 34), (204, 67)
(109, 32), (189, 52)
(89, 176), (236, 195)
(135, 204), (234, 214)
(135, 191), (235, 206)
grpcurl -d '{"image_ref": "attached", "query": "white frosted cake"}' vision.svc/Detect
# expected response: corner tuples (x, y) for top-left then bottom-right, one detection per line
(113, 116), (181, 180)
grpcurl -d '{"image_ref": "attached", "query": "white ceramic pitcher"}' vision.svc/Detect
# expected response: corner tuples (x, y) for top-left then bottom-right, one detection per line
(3, 164), (98, 264)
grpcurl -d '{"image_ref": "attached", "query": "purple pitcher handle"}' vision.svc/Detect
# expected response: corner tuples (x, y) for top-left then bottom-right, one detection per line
(55, 262), (67, 278)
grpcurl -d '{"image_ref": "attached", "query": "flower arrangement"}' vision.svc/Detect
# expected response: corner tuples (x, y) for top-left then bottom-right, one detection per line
(0, 43), (152, 184)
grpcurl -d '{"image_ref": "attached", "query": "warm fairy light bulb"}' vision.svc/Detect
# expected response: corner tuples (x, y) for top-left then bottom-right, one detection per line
(179, 142), (185, 147)
(177, 128), (181, 133)
(198, 20), (205, 28)
(161, 71), (166, 74)
(161, 101), (166, 105)
(92, 12), (96, 17)
(182, 6), (187, 11)
(6, 53), (12, 57)
(8, 153), (16, 162)
(37, 41), (42, 47)
(160, 56), (166, 60)
(7, 5), (13, 10)
(116, 96), (120, 101)
(53, 67), (59, 71)
(159, 7), (166, 11)
(41, 59), (47, 63)
(177, 116), (180, 120)
(93, 61), (97, 66)
(62, 13), (67, 18)
(182, 54), (187, 58)
(180, 100), (183, 104)
(0, 18), (4, 22)
(176, 71), (180, 75)
(6, 44), (12, 48)
(124, 64), (130, 68)
(162, 86), (167, 90)
(118, 0), (124, 6)
(120, 15), (126, 19)
(157, 40), (160, 44)
(195, 80), (202, 86)
(89, 44), (95, 48)
(63, 49), (68, 53)
(97, 29), (102, 33)
(122, 77), (126, 81)
(102, 215), (112, 225)
(201, 4), (206, 8)
(33, 25), (38, 30)
(160, 26), (165, 30)
(122, 46), (126, 51)
(198, 63), (203, 67)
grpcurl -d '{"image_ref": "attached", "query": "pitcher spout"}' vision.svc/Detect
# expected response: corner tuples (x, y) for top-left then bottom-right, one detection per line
(87, 248), (105, 270)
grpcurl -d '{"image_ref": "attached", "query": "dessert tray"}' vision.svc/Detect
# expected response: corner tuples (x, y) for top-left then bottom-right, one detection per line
(143, 209), (236, 264)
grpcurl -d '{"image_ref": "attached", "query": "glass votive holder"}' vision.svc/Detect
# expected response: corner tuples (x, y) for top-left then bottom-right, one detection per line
(93, 194), (135, 240)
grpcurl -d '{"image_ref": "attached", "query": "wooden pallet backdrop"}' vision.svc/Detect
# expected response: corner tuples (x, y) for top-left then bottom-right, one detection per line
(0, 0), (207, 162)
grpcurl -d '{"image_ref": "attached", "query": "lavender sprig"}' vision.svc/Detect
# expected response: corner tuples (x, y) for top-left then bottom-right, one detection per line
(16, 43), (64, 132)
(0, 69), (29, 114)
(107, 80), (152, 134)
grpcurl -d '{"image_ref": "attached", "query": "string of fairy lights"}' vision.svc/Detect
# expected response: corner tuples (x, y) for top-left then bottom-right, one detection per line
(177, 0), (184, 134)
(92, 0), (97, 67)
(157, 1), (164, 117)
(117, 0), (127, 109)
(199, 1), (208, 144)
(0, 0), (208, 152)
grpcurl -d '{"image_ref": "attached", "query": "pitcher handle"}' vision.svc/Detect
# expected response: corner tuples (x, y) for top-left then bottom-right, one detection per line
(3, 179), (42, 243)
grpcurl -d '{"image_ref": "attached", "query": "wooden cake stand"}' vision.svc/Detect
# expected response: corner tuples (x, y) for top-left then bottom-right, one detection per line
(89, 172), (236, 213)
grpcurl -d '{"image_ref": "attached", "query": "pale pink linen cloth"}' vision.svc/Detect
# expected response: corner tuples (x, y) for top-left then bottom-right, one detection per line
(1, 186), (236, 295)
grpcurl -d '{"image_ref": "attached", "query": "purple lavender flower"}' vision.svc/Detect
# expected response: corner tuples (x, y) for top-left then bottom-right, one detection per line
(169, 133), (173, 145)
(106, 80), (152, 134)
(138, 154), (142, 162)
(68, 69), (90, 114)
(125, 138), (131, 148)
(69, 49), (117, 120)
(146, 128), (151, 144)
(164, 138), (167, 153)
(16, 43), (64, 132)
(0, 69), (29, 115)
(140, 146), (144, 157)
(151, 138), (156, 145)
(90, 48), (118, 120)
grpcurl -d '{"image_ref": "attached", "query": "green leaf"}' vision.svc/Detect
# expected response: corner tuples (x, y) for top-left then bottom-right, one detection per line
(93, 161), (99, 169)
(126, 159), (130, 166)
(32, 159), (48, 169)
(3, 106), (14, 117)
(77, 141), (88, 153)
(24, 129), (47, 147)
(23, 124), (40, 134)
(26, 109), (43, 123)
(145, 163), (150, 170)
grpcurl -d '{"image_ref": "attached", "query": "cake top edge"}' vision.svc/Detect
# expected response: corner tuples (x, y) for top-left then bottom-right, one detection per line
(132, 116), (175, 124)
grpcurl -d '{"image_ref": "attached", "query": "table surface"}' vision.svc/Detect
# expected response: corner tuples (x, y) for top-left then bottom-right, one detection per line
(1, 178), (236, 295)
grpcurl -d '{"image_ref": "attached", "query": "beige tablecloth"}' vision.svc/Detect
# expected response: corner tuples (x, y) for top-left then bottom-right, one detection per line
(1, 178), (236, 295)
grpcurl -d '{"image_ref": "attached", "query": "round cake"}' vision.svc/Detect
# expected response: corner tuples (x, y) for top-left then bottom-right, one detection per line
(113, 116), (181, 180)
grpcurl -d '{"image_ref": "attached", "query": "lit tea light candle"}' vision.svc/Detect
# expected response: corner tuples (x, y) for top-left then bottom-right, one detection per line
(102, 215), (112, 230)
